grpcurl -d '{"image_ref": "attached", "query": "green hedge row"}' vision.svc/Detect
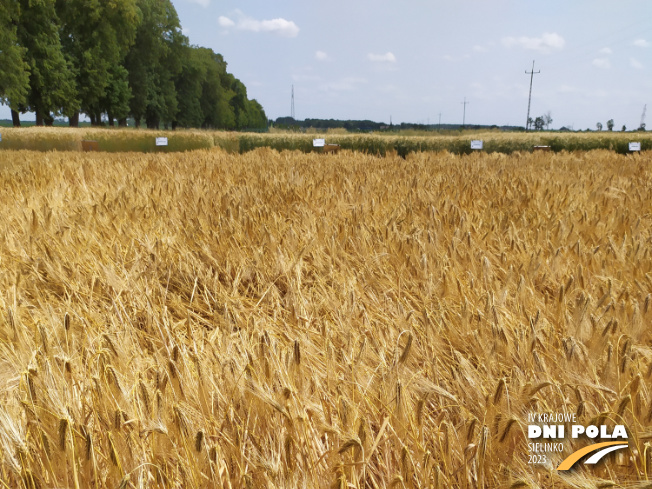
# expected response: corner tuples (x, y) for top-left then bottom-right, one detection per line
(230, 133), (652, 156)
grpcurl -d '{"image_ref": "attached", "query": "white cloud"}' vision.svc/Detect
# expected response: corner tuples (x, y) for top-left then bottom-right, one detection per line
(630, 57), (643, 69)
(218, 16), (235, 27)
(218, 12), (299, 37)
(187, 0), (210, 6)
(315, 51), (329, 61)
(592, 58), (611, 69)
(473, 45), (489, 53)
(633, 39), (650, 48)
(368, 52), (396, 62)
(238, 17), (299, 37)
(502, 32), (565, 53)
(598, 47), (612, 55)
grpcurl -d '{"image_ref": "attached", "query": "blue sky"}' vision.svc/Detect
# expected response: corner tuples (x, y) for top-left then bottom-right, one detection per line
(173, 0), (651, 129)
(3, 1), (651, 129)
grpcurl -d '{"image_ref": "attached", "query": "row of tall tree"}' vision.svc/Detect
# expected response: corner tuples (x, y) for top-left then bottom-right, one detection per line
(0, 0), (267, 129)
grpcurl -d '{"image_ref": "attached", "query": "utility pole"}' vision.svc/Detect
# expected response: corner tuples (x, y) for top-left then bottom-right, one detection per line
(291, 85), (295, 119)
(525, 60), (540, 131)
(640, 104), (647, 131)
(461, 97), (469, 128)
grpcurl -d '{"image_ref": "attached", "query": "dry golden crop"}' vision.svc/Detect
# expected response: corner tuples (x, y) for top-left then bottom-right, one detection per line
(0, 147), (651, 488)
(2, 126), (652, 154)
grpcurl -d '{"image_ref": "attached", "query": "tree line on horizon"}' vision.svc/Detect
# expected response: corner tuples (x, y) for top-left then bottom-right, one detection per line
(273, 117), (525, 133)
(0, 0), (267, 130)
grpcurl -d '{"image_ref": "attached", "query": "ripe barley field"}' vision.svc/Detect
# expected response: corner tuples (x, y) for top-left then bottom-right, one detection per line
(2, 126), (652, 154)
(0, 148), (651, 489)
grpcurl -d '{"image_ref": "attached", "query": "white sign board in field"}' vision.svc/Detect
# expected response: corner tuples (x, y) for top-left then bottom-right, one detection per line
(470, 140), (483, 150)
(629, 142), (641, 152)
(313, 138), (325, 147)
(156, 137), (168, 146)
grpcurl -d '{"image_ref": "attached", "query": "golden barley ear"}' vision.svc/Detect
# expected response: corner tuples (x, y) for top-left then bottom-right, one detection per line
(293, 339), (301, 365)
(195, 430), (204, 452)
(493, 377), (506, 405)
(398, 331), (413, 364)
(58, 418), (69, 451)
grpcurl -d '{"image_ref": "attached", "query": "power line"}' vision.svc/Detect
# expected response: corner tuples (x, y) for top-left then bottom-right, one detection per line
(525, 60), (540, 131)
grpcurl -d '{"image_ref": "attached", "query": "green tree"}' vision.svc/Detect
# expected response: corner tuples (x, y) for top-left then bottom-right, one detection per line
(17, 0), (78, 125)
(124, 0), (185, 128)
(7, 0), (266, 131)
(211, 54), (237, 129)
(245, 99), (267, 130)
(56, 0), (139, 126)
(596, 122), (603, 131)
(230, 78), (249, 129)
(173, 45), (207, 128)
(607, 119), (614, 131)
(193, 50), (236, 129)
(0, 0), (30, 126)
(534, 116), (544, 131)
(102, 65), (133, 126)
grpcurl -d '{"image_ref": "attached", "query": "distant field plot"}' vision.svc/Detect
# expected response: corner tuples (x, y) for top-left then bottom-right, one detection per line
(0, 148), (651, 488)
(2, 127), (652, 154)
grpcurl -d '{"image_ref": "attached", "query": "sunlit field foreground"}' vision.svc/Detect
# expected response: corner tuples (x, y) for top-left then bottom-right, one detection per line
(0, 148), (651, 488)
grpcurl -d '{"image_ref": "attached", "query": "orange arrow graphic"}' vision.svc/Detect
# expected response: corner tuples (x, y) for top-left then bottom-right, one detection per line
(557, 441), (627, 471)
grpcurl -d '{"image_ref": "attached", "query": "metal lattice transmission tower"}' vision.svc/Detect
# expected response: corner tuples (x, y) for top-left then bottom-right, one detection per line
(525, 60), (540, 131)
(291, 85), (295, 119)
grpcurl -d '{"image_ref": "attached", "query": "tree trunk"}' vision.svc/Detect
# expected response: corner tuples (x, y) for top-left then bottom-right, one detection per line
(69, 112), (79, 127)
(146, 114), (159, 129)
(118, 118), (127, 127)
(35, 111), (44, 126)
(134, 118), (140, 128)
(44, 114), (54, 126)
(11, 110), (21, 127)
(108, 111), (114, 127)
(90, 112), (103, 126)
